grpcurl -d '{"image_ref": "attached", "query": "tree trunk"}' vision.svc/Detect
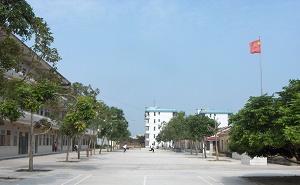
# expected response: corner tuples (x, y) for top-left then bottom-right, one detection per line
(215, 133), (219, 161)
(29, 111), (34, 172)
(77, 137), (81, 159)
(195, 141), (198, 156)
(190, 140), (193, 154)
(87, 138), (92, 157)
(66, 137), (70, 161)
(99, 138), (104, 154)
(93, 138), (96, 155)
(203, 137), (207, 158)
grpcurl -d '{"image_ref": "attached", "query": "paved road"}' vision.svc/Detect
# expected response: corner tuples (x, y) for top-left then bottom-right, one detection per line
(0, 148), (299, 185)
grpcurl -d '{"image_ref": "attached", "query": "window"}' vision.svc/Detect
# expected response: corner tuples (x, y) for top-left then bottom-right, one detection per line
(0, 130), (5, 146)
(221, 140), (224, 150)
(46, 135), (49, 145)
(154, 119), (156, 123)
(45, 108), (50, 117)
(50, 136), (53, 145)
(154, 127), (156, 131)
(154, 112), (156, 116)
(0, 130), (11, 146)
(158, 119), (160, 122)
(145, 126), (149, 131)
(13, 131), (17, 146)
(154, 134), (156, 138)
(6, 130), (11, 146)
(43, 135), (46, 145)
(39, 135), (42, 145)
(158, 112), (160, 115)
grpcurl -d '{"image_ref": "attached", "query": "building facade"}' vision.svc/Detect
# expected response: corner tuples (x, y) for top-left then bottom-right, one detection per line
(0, 31), (92, 158)
(144, 106), (177, 148)
(197, 109), (233, 127)
(196, 109), (233, 154)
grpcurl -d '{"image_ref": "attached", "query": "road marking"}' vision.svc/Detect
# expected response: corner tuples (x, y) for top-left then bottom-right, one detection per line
(74, 174), (92, 185)
(198, 176), (213, 185)
(61, 174), (82, 185)
(143, 176), (147, 185)
(208, 176), (224, 184)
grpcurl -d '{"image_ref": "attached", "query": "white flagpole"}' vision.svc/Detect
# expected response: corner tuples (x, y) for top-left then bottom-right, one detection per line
(259, 36), (263, 95)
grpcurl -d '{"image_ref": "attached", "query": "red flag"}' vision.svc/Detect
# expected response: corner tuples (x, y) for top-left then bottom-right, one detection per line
(249, 39), (261, 54)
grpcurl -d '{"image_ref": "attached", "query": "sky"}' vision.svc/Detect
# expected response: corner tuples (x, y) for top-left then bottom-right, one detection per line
(26, 0), (300, 136)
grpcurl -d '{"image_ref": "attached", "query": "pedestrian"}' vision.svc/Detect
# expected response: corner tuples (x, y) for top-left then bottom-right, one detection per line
(123, 143), (127, 152)
(74, 143), (78, 152)
(53, 142), (57, 152)
(149, 144), (154, 153)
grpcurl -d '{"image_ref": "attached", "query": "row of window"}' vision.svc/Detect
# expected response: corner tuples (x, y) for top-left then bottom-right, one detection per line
(145, 112), (161, 117)
(0, 129), (90, 147)
(145, 119), (161, 123)
(145, 126), (157, 131)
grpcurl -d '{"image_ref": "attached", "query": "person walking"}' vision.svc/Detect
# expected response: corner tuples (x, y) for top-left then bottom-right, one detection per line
(74, 143), (78, 152)
(123, 143), (127, 152)
(149, 144), (154, 153)
(53, 142), (57, 152)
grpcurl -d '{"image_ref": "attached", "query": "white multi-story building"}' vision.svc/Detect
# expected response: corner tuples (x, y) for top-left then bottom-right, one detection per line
(196, 109), (233, 127)
(144, 106), (177, 148)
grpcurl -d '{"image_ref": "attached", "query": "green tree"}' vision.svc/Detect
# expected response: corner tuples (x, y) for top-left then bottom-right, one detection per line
(136, 135), (145, 148)
(92, 100), (108, 154)
(229, 79), (300, 163)
(16, 79), (60, 171)
(105, 107), (130, 151)
(186, 114), (214, 157)
(156, 112), (186, 149)
(61, 82), (99, 159)
(61, 96), (97, 161)
(0, 0), (61, 125)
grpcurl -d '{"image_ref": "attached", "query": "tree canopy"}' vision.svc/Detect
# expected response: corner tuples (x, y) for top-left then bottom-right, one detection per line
(229, 79), (300, 163)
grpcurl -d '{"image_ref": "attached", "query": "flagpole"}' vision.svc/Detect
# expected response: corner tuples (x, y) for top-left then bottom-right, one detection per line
(259, 36), (263, 95)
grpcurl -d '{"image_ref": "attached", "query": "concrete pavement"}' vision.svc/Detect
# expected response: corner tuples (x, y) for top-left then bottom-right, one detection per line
(0, 148), (299, 185)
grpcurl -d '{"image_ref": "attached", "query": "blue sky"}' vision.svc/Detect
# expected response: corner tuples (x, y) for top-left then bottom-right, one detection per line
(27, 0), (300, 136)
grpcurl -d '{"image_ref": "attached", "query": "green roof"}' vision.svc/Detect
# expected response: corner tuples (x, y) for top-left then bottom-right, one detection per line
(145, 108), (177, 113)
(199, 110), (233, 114)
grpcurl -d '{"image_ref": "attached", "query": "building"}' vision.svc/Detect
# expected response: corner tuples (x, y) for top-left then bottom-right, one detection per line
(144, 106), (177, 148)
(196, 109), (233, 127)
(0, 31), (91, 158)
(196, 109), (233, 154)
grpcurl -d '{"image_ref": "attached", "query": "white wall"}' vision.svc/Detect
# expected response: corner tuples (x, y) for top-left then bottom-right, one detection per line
(205, 113), (229, 127)
(145, 107), (176, 148)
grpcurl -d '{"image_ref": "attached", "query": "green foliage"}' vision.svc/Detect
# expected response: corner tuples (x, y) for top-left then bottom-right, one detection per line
(0, 0), (35, 40)
(0, 99), (23, 124)
(229, 79), (300, 162)
(136, 135), (145, 145)
(186, 114), (215, 141)
(157, 111), (215, 145)
(34, 118), (52, 132)
(0, 37), (22, 71)
(61, 96), (96, 137)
